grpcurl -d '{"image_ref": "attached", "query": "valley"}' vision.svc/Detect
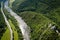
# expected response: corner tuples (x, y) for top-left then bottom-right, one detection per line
(0, 0), (60, 40)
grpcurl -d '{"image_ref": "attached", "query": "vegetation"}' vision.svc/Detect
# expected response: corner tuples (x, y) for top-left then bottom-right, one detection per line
(1, 28), (10, 40)
(0, 9), (6, 39)
(17, 11), (59, 40)
(0, 0), (60, 40)
(8, 20), (18, 40)
(12, 0), (60, 40)
(4, 8), (23, 40)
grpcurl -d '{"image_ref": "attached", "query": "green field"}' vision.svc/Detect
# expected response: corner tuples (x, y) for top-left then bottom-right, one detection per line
(1, 28), (10, 40)
(1, 19), (18, 40)
(8, 19), (18, 40)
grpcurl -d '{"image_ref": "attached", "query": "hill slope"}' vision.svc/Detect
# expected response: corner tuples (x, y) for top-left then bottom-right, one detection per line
(12, 0), (60, 40)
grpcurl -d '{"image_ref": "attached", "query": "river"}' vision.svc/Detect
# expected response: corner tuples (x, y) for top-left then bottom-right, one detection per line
(4, 1), (30, 40)
(1, 2), (13, 40)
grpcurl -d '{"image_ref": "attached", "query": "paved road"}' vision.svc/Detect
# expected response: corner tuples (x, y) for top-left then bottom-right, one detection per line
(1, 2), (13, 40)
(4, 1), (30, 40)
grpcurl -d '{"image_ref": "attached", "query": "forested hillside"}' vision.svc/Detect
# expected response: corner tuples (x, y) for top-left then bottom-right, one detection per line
(0, 0), (60, 40)
(12, 0), (60, 27)
(12, 0), (60, 40)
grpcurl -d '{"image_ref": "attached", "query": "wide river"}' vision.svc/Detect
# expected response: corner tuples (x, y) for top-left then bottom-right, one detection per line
(4, 1), (30, 40)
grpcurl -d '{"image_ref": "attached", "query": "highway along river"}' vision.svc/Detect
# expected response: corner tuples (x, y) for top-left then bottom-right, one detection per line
(4, 1), (30, 40)
(1, 2), (13, 40)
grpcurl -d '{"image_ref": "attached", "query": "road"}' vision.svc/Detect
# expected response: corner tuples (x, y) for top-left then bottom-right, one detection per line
(1, 2), (13, 40)
(4, 1), (30, 40)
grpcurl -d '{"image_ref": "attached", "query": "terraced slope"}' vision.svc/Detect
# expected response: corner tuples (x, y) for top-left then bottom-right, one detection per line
(17, 11), (60, 40)
(12, 0), (60, 40)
